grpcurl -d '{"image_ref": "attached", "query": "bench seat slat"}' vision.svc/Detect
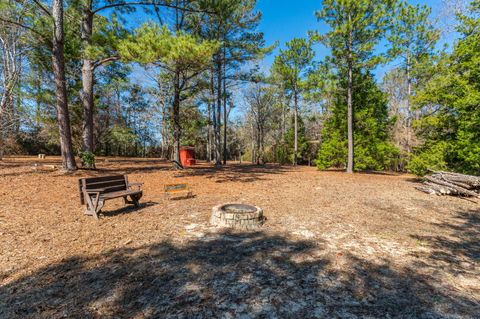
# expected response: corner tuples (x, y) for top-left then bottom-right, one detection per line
(100, 189), (142, 199)
(92, 185), (127, 193)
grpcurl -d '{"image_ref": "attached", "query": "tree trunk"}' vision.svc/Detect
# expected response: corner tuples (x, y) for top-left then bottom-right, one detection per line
(281, 97), (286, 139)
(81, 60), (95, 153)
(104, 99), (111, 156)
(173, 73), (181, 164)
(214, 57), (222, 166)
(160, 97), (169, 159)
(293, 89), (298, 166)
(251, 120), (255, 163)
(80, 4), (95, 154)
(207, 101), (212, 162)
(346, 24), (354, 174)
(405, 52), (412, 154)
(52, 0), (77, 171)
(346, 63), (354, 173)
(0, 29), (20, 144)
(0, 129), (4, 160)
(259, 126), (265, 165)
(222, 45), (227, 165)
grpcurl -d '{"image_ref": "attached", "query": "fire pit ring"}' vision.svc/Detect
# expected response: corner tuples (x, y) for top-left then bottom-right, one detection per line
(210, 203), (264, 229)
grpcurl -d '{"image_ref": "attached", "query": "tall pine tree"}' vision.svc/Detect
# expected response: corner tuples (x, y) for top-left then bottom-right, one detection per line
(316, 0), (394, 172)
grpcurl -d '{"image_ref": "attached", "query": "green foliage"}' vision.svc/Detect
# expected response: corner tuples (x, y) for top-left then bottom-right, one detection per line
(118, 23), (219, 71)
(110, 126), (137, 145)
(317, 72), (399, 171)
(412, 2), (480, 175)
(180, 105), (207, 146)
(284, 115), (308, 164)
(274, 145), (290, 165)
(315, 0), (396, 172)
(316, 0), (395, 71)
(80, 151), (96, 168)
(387, 1), (439, 64)
(271, 38), (314, 165)
(408, 142), (448, 176)
(271, 38), (314, 93)
(316, 131), (347, 169)
(84, 13), (129, 62)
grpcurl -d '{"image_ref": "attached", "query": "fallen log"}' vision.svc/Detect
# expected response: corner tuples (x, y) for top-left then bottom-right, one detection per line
(424, 176), (479, 197)
(416, 171), (480, 197)
(415, 185), (439, 195)
(434, 171), (480, 187)
(423, 182), (454, 195)
(437, 177), (473, 190)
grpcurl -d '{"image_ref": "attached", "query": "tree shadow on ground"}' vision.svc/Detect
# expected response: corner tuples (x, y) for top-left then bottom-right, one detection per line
(100, 201), (160, 218)
(355, 170), (403, 176)
(98, 165), (172, 175)
(411, 209), (480, 275)
(175, 164), (290, 183)
(94, 158), (173, 175)
(0, 169), (53, 178)
(0, 158), (174, 177)
(1, 231), (477, 318)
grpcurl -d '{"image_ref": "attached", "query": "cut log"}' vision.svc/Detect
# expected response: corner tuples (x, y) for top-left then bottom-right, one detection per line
(424, 176), (479, 197)
(433, 171), (480, 187)
(423, 182), (453, 195)
(415, 185), (440, 195)
(417, 171), (480, 197)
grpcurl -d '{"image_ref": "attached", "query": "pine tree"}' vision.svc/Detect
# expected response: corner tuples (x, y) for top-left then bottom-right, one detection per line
(118, 23), (218, 163)
(77, 0), (211, 154)
(317, 72), (398, 171)
(410, 0), (480, 175)
(387, 1), (439, 154)
(191, 0), (270, 165)
(0, 0), (78, 169)
(271, 38), (314, 165)
(316, 0), (394, 173)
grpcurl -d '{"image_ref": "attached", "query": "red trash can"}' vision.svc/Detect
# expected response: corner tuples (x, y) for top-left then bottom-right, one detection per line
(179, 147), (196, 167)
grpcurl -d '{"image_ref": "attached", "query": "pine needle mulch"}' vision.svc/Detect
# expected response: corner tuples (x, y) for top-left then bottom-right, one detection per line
(1, 157), (478, 318)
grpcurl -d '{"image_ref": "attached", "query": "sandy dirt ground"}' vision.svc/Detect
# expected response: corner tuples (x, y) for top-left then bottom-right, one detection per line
(0, 156), (479, 318)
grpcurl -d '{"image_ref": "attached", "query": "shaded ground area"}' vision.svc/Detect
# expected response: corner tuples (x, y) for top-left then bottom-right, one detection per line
(1, 157), (479, 318)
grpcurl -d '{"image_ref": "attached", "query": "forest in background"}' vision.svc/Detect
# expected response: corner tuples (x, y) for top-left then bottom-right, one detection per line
(0, 0), (479, 175)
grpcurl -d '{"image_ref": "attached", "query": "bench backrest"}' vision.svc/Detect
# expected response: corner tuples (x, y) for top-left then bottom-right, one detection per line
(78, 175), (128, 205)
(164, 183), (188, 193)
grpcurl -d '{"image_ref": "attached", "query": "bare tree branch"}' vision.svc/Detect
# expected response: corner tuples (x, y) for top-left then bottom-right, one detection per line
(93, 56), (121, 69)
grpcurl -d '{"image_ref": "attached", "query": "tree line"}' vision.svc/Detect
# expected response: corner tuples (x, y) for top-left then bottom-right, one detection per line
(1, 0), (479, 176)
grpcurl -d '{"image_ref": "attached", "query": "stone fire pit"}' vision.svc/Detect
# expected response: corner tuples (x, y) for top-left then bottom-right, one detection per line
(210, 203), (264, 229)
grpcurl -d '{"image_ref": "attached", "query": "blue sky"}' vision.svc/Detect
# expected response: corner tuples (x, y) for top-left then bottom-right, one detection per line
(255, 0), (455, 75)
(129, 0), (458, 87)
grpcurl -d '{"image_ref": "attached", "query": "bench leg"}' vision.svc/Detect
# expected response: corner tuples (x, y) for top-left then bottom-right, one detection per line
(124, 194), (142, 207)
(85, 194), (104, 219)
(130, 193), (142, 207)
(94, 200), (104, 219)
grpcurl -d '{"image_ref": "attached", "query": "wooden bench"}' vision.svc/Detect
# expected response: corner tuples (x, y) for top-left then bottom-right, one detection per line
(164, 183), (193, 200)
(79, 175), (143, 219)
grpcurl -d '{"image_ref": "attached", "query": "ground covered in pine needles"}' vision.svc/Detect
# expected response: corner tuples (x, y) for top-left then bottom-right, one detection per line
(1, 156), (479, 318)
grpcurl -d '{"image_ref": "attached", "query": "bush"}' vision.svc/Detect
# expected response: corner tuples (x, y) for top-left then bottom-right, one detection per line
(407, 142), (448, 176)
(316, 131), (347, 170)
(80, 151), (96, 169)
(354, 141), (400, 171)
